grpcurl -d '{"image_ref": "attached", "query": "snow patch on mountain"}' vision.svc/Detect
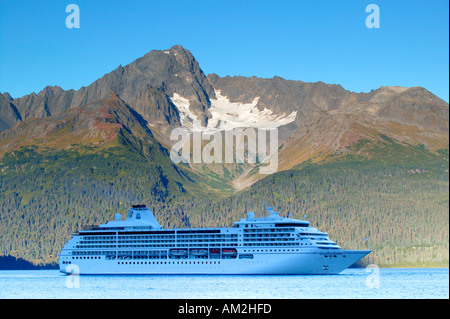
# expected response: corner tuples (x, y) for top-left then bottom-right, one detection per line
(170, 90), (297, 131)
(170, 93), (200, 128)
(208, 90), (297, 130)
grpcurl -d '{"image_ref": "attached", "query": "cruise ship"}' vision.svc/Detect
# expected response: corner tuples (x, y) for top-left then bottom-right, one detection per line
(59, 204), (371, 275)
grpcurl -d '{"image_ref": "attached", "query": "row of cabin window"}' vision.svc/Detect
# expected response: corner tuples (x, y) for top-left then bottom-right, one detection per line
(82, 234), (238, 241)
(79, 238), (238, 245)
(243, 228), (295, 232)
(242, 242), (303, 246)
(118, 261), (222, 265)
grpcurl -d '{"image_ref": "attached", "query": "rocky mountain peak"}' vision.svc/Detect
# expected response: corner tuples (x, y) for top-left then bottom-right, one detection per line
(0, 45), (448, 160)
(37, 85), (65, 97)
(0, 45), (217, 133)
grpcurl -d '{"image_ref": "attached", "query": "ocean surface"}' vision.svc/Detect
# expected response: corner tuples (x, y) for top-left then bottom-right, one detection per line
(0, 268), (448, 299)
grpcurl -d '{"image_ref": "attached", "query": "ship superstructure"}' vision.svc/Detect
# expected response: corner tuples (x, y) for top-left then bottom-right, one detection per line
(59, 204), (371, 275)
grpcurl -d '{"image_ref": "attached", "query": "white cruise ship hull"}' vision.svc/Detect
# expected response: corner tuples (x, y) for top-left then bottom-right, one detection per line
(59, 204), (372, 275)
(59, 249), (371, 275)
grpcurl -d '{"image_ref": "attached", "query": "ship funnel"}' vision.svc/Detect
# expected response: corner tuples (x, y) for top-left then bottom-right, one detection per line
(126, 204), (162, 229)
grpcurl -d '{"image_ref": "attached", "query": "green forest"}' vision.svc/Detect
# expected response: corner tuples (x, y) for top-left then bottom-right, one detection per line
(0, 136), (448, 268)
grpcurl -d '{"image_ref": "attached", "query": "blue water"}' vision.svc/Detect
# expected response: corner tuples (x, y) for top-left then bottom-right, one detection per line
(0, 268), (448, 299)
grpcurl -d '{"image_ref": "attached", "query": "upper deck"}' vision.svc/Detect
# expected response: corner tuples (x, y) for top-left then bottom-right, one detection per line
(66, 204), (339, 253)
(234, 205), (310, 228)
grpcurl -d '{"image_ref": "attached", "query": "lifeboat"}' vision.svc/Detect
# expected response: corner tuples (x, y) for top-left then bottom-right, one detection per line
(191, 249), (208, 256)
(222, 248), (237, 255)
(170, 249), (188, 256)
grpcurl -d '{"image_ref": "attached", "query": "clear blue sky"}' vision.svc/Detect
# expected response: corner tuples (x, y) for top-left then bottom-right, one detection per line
(0, 0), (448, 102)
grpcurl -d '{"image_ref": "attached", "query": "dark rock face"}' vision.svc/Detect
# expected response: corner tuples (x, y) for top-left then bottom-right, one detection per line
(206, 74), (353, 137)
(0, 93), (155, 149)
(207, 75), (449, 134)
(0, 93), (22, 131)
(70, 45), (215, 127)
(207, 74), (350, 114)
(11, 86), (75, 121)
(0, 45), (215, 133)
(372, 87), (449, 132)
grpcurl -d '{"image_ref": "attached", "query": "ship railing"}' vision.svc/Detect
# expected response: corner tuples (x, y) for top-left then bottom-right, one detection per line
(84, 225), (101, 231)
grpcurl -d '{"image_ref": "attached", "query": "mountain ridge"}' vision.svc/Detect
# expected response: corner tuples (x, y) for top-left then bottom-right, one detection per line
(2, 45), (448, 134)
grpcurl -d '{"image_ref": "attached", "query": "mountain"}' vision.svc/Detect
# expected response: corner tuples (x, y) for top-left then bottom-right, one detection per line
(2, 46), (447, 167)
(0, 45), (448, 267)
(1, 45), (213, 138)
(0, 92), (22, 131)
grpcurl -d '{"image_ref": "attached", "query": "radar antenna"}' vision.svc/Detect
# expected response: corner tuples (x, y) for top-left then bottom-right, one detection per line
(263, 201), (280, 217)
(263, 201), (273, 210)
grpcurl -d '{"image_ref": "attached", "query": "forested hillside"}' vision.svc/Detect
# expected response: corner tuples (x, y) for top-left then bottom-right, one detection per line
(0, 142), (190, 266)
